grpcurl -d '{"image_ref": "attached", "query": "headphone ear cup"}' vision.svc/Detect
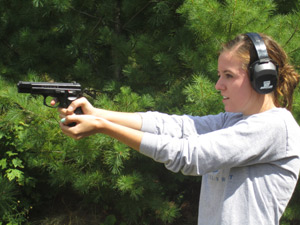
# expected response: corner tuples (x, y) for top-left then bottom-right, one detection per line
(249, 60), (278, 94)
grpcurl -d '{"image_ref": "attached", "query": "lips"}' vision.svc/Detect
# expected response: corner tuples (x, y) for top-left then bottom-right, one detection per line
(222, 95), (229, 100)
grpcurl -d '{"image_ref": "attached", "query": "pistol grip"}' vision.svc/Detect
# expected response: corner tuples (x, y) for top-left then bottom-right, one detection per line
(68, 107), (83, 127)
(68, 122), (77, 127)
(74, 107), (83, 115)
(67, 107), (83, 127)
(65, 96), (83, 127)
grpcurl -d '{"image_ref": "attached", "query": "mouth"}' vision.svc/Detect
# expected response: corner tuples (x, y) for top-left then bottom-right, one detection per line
(222, 95), (229, 100)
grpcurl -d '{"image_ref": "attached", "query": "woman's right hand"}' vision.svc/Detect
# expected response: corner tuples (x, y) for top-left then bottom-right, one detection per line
(58, 97), (96, 118)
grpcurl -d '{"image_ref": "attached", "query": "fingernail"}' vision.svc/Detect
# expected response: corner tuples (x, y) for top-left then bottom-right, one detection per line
(61, 118), (66, 123)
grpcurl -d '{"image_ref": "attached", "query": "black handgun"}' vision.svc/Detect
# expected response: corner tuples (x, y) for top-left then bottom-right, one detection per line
(17, 81), (83, 126)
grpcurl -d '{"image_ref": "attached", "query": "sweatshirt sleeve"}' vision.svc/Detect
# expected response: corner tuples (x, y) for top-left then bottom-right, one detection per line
(139, 112), (289, 176)
(139, 111), (231, 137)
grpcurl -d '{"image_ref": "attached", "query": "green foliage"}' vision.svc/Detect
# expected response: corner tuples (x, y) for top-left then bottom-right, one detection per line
(0, 74), (187, 224)
(116, 172), (144, 200)
(0, 176), (17, 218)
(292, 88), (300, 121)
(0, 0), (300, 224)
(100, 215), (118, 225)
(183, 74), (223, 115)
(0, 80), (35, 224)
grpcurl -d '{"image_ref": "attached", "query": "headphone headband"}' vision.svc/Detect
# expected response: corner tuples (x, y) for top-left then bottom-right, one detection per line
(246, 32), (269, 60)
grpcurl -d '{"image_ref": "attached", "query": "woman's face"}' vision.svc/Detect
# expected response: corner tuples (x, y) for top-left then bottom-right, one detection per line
(215, 51), (262, 115)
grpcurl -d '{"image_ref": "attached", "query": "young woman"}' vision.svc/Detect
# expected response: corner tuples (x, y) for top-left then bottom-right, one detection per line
(58, 33), (300, 225)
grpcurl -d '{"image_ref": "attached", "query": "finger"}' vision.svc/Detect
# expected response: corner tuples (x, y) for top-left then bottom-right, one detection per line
(59, 113), (66, 119)
(58, 107), (71, 119)
(67, 97), (87, 114)
(59, 117), (84, 140)
(50, 99), (56, 106)
(59, 122), (77, 139)
(51, 98), (58, 106)
(60, 115), (79, 127)
(58, 107), (67, 114)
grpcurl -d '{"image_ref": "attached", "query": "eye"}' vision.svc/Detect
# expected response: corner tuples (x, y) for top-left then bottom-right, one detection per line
(225, 73), (233, 79)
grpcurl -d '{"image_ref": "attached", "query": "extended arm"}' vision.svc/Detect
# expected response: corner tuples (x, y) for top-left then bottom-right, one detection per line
(60, 114), (144, 151)
(59, 97), (143, 131)
(139, 111), (289, 175)
(59, 98), (226, 139)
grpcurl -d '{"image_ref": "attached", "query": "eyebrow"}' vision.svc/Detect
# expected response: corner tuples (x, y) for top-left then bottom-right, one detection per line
(218, 69), (234, 74)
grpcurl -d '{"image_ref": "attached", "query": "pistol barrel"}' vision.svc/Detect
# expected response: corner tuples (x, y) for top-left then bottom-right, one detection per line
(17, 81), (82, 94)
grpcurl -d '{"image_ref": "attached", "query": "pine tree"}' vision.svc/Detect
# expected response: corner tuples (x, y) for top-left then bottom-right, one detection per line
(0, 0), (300, 224)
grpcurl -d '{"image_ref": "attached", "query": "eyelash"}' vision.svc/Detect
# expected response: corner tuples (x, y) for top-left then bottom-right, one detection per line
(217, 73), (233, 79)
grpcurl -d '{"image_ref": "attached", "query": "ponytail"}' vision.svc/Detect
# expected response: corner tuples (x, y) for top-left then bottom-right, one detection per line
(262, 34), (300, 111)
(275, 63), (299, 111)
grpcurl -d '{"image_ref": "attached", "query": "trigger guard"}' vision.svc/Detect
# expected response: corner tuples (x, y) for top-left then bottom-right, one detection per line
(43, 96), (58, 108)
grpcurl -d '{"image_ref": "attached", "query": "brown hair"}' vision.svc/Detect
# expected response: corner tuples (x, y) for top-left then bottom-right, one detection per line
(221, 33), (300, 111)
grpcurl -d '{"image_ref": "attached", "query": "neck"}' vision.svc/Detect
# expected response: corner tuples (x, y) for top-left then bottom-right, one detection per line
(243, 93), (276, 116)
(260, 95), (276, 112)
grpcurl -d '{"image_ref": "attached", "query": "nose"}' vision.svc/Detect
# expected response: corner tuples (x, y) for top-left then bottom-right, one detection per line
(215, 76), (225, 91)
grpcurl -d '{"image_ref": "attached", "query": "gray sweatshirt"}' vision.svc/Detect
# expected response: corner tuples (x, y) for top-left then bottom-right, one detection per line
(139, 108), (300, 225)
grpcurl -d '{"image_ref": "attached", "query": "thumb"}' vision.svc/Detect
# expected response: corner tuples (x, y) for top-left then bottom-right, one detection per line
(61, 115), (80, 127)
(66, 98), (83, 114)
(67, 97), (93, 115)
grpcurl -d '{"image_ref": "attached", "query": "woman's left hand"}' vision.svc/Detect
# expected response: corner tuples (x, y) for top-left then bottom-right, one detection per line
(60, 111), (144, 151)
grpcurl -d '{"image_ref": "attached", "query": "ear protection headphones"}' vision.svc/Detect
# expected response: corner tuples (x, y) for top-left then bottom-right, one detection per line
(245, 32), (278, 94)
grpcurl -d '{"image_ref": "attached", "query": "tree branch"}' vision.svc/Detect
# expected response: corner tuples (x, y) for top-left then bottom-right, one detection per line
(69, 6), (100, 19)
(122, 0), (153, 30)
(283, 21), (299, 48)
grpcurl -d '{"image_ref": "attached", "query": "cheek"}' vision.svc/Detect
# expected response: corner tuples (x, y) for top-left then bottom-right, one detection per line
(231, 80), (254, 106)
(237, 73), (253, 95)
(235, 89), (251, 106)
